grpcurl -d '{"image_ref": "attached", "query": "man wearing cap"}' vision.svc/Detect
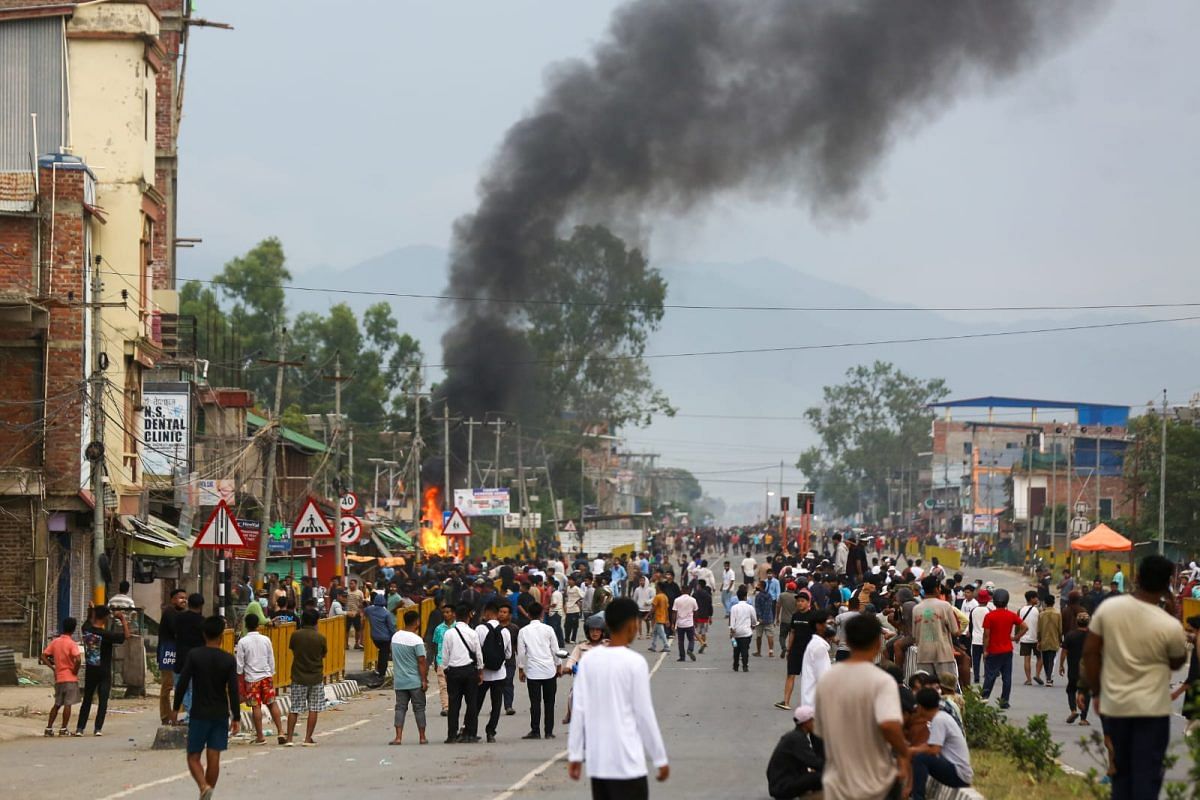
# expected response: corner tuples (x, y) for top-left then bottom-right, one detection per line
(766, 704), (824, 800)
(980, 589), (1027, 710)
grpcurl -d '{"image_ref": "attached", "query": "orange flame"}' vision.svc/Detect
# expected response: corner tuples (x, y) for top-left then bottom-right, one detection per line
(420, 486), (448, 556)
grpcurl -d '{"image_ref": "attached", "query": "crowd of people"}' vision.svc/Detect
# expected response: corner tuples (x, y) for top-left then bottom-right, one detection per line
(32, 528), (1200, 800)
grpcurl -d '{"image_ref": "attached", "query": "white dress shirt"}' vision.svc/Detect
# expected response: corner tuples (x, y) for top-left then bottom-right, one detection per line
(741, 557), (757, 578)
(729, 600), (758, 638)
(799, 635), (831, 708)
(516, 619), (561, 680)
(567, 644), (668, 779)
(441, 621), (483, 669)
(592, 558), (606, 576)
(549, 590), (564, 616)
(235, 631), (275, 683)
(476, 620), (512, 682)
(722, 569), (736, 591)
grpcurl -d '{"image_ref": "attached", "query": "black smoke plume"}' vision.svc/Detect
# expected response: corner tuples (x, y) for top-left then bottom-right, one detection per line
(440, 0), (1100, 421)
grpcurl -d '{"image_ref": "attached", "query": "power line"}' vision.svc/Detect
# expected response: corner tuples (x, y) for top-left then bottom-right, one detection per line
(115, 269), (1200, 315)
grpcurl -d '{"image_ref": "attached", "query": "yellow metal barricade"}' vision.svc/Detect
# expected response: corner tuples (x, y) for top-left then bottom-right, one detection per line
(924, 545), (961, 572)
(362, 616), (378, 671)
(318, 616), (346, 682)
(269, 622), (296, 689)
(1182, 597), (1200, 624)
(219, 627), (235, 655)
(419, 598), (435, 637)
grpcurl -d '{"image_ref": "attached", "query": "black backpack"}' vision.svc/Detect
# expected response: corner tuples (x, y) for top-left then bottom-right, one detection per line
(481, 622), (507, 672)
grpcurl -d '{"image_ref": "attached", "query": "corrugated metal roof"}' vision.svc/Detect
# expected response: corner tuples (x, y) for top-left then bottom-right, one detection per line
(0, 15), (66, 211)
(246, 412), (329, 454)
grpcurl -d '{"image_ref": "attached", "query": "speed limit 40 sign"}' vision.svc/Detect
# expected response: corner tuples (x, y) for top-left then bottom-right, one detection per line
(339, 492), (359, 513)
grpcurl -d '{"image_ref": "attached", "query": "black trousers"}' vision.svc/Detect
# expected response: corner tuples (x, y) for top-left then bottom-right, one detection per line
(374, 640), (391, 677)
(527, 677), (557, 736)
(565, 613), (580, 643)
(733, 636), (751, 669)
(502, 662), (516, 711)
(444, 665), (479, 739)
(475, 678), (505, 736)
(591, 777), (648, 800)
(676, 626), (695, 659)
(77, 665), (111, 733)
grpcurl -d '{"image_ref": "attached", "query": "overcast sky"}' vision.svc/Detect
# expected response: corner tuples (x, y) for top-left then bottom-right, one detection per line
(176, 1), (1200, 512)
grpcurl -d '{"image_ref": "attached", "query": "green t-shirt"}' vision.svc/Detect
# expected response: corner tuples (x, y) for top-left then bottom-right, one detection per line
(289, 626), (327, 686)
(390, 629), (426, 691)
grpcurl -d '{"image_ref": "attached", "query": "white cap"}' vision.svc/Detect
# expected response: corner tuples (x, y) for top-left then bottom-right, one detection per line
(793, 705), (815, 724)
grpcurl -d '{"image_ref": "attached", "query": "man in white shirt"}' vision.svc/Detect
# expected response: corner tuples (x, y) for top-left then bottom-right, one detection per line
(517, 600), (563, 739)
(567, 598), (669, 795)
(721, 561), (737, 618)
(592, 555), (606, 578)
(441, 602), (483, 744)
(547, 584), (566, 647)
(235, 615), (283, 744)
(472, 601), (513, 743)
(671, 586), (699, 663)
(695, 560), (716, 596)
(1017, 591), (1041, 686)
(797, 612), (833, 709)
(833, 534), (849, 577)
(729, 585), (757, 672)
(967, 590), (994, 684)
(741, 552), (757, 587)
(564, 576), (584, 644)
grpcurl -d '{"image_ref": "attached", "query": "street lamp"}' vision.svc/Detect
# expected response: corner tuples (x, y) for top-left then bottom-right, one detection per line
(367, 457), (400, 516)
(766, 488), (775, 523)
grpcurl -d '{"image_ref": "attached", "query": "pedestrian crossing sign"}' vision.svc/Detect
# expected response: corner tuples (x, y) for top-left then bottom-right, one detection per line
(442, 507), (472, 537)
(193, 500), (246, 549)
(292, 497), (335, 539)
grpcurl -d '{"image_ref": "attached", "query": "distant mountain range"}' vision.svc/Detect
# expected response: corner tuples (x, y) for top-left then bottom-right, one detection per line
(283, 245), (1199, 508)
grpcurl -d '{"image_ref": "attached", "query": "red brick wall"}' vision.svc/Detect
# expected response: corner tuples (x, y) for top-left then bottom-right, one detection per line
(0, 498), (34, 652)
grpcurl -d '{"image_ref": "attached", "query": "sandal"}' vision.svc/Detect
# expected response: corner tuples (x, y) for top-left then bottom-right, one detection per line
(44, 727), (54, 737)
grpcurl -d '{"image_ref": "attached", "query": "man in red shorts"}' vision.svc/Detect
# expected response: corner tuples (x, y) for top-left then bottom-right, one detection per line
(235, 614), (284, 744)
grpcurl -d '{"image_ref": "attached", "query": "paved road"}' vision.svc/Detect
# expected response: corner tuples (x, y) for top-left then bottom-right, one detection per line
(0, 629), (797, 799)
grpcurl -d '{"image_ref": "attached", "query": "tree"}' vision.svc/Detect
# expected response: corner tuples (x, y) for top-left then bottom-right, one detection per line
(522, 225), (674, 429)
(798, 361), (949, 521)
(1123, 413), (1200, 553)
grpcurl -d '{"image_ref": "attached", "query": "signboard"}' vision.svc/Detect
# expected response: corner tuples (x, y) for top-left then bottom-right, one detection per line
(339, 492), (359, 513)
(194, 500), (246, 549)
(292, 498), (335, 539)
(963, 514), (998, 535)
(443, 508), (472, 536)
(1070, 516), (1091, 535)
(232, 519), (260, 560)
(1074, 501), (1090, 516)
(198, 479), (235, 506)
(340, 515), (363, 544)
(561, 520), (577, 533)
(453, 488), (511, 517)
(141, 384), (190, 476)
(267, 521), (291, 553)
(503, 512), (542, 528)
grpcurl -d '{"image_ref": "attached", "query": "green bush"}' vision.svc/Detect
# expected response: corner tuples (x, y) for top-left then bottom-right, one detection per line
(1007, 714), (1062, 779)
(962, 685), (1009, 749)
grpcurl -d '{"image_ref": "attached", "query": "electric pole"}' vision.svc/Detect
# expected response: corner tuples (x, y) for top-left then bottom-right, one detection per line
(88, 255), (106, 607)
(324, 352), (353, 578)
(464, 417), (482, 488)
(1159, 389), (1167, 555)
(488, 418), (506, 488)
(254, 327), (302, 589)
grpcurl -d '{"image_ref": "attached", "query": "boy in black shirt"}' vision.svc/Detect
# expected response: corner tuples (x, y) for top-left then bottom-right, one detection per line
(173, 594), (207, 718)
(76, 605), (129, 735)
(173, 615), (239, 800)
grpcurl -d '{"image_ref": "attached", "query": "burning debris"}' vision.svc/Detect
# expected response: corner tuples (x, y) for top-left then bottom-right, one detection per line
(420, 486), (448, 556)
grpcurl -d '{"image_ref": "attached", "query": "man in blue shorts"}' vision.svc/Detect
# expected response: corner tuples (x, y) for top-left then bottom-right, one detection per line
(173, 615), (240, 800)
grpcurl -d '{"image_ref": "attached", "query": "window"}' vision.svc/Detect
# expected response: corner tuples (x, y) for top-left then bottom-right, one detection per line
(1099, 498), (1113, 521)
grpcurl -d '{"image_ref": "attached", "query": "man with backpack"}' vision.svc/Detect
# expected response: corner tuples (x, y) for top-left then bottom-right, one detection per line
(472, 601), (512, 743)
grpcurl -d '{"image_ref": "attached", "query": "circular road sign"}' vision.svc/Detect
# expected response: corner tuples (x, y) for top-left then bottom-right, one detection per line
(339, 492), (359, 513)
(339, 515), (363, 544)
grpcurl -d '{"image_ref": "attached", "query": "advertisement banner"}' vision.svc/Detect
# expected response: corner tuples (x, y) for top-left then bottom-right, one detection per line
(142, 384), (190, 476)
(453, 488), (511, 517)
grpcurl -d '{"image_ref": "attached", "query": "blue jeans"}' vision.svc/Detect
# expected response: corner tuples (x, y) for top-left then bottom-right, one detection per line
(981, 652), (1013, 704)
(173, 671), (193, 714)
(911, 753), (969, 800)
(650, 623), (668, 651)
(721, 590), (733, 615)
(1104, 715), (1170, 800)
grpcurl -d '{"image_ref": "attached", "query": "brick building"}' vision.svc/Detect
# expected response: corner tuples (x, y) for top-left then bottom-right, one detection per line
(925, 397), (1133, 560)
(0, 0), (191, 653)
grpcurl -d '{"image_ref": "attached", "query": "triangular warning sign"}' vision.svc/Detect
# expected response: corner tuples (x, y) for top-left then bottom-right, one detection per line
(562, 520), (577, 533)
(194, 500), (246, 549)
(292, 497), (335, 539)
(442, 507), (472, 536)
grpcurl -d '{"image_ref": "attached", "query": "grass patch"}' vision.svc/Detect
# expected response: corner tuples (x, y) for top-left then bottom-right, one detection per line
(971, 749), (1096, 800)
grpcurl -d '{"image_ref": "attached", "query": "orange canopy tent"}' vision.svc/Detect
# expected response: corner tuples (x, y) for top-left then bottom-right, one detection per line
(1070, 524), (1132, 553)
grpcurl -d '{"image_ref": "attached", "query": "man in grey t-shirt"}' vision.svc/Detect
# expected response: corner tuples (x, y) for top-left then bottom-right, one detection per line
(909, 688), (972, 799)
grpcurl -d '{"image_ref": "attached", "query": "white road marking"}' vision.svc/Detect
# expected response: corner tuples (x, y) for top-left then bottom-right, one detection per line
(316, 718), (371, 737)
(490, 649), (669, 800)
(96, 756), (247, 800)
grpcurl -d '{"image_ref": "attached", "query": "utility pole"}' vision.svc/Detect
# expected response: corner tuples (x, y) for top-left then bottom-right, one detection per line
(1159, 389), (1167, 555)
(410, 369), (427, 536)
(1050, 430), (1058, 565)
(88, 255), (106, 607)
(255, 327), (302, 589)
(432, 401), (460, 512)
(516, 423), (528, 542)
(324, 352), (353, 579)
(464, 417), (482, 488)
(488, 418), (506, 489)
